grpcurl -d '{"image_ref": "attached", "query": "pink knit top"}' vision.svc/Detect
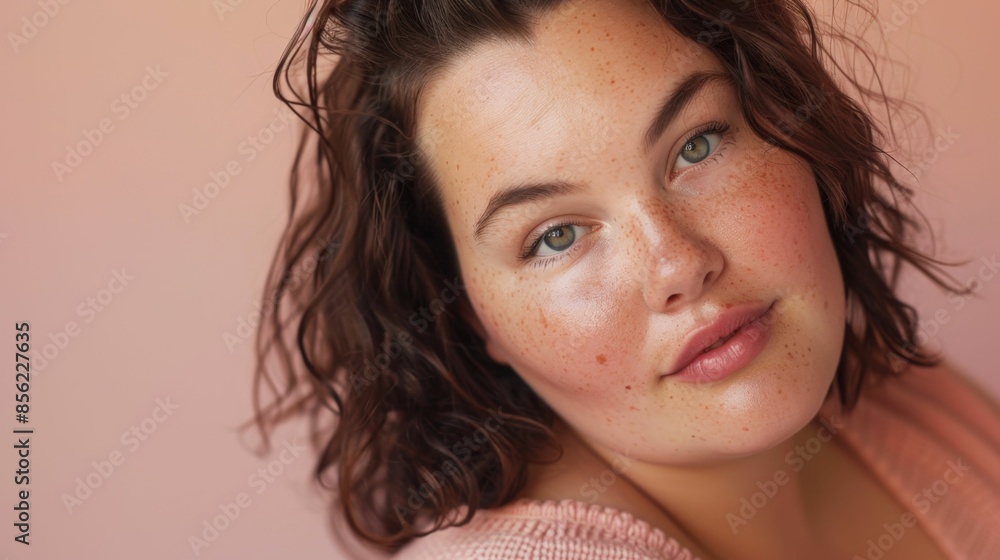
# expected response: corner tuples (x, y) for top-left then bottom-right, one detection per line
(390, 366), (1000, 559)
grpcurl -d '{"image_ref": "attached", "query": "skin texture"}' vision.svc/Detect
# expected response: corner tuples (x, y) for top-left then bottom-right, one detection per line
(409, 0), (913, 557)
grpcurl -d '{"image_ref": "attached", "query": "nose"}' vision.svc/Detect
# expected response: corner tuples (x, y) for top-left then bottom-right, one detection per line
(631, 201), (724, 312)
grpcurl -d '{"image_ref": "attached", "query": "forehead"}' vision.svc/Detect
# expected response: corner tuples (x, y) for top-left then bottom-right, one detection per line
(415, 0), (722, 235)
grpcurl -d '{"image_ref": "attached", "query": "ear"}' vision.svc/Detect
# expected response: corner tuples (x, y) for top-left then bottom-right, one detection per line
(458, 295), (511, 366)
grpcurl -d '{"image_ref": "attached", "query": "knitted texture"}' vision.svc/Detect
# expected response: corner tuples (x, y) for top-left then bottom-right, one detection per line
(392, 498), (696, 559)
(391, 366), (1000, 559)
(817, 366), (1000, 559)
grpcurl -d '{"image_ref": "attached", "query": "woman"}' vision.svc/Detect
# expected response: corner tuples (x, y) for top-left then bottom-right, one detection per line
(249, 0), (1000, 558)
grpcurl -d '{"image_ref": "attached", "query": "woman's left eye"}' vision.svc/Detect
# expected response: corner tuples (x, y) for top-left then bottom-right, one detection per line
(675, 131), (725, 170)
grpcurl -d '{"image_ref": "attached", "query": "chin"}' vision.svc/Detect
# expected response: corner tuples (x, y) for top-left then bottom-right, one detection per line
(707, 363), (837, 459)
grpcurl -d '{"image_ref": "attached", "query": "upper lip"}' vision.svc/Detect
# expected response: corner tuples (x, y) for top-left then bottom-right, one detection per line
(664, 301), (774, 375)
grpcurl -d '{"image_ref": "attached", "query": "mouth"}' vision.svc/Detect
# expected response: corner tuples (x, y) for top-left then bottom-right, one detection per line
(662, 301), (776, 384)
(701, 330), (738, 353)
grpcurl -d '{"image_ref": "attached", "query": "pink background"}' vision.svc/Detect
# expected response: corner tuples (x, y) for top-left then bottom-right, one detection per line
(1, 1), (997, 558)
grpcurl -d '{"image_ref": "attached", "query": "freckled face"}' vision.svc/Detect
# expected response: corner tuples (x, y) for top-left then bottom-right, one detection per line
(415, 0), (846, 464)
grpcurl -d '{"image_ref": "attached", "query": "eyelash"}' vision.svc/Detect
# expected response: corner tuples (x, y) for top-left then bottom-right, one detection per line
(516, 120), (733, 269)
(517, 219), (591, 269)
(669, 120), (732, 178)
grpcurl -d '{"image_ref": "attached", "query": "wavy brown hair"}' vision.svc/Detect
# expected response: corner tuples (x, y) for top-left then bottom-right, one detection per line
(246, 0), (974, 552)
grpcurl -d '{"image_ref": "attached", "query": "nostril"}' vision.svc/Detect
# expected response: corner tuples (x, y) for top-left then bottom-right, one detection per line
(666, 293), (681, 305)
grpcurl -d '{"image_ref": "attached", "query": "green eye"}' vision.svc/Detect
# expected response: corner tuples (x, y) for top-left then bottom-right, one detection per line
(676, 132), (723, 168)
(537, 224), (577, 255)
(519, 221), (593, 264)
(681, 136), (712, 163)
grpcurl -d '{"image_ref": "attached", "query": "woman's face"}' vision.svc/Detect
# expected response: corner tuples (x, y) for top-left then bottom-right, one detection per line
(415, 0), (846, 465)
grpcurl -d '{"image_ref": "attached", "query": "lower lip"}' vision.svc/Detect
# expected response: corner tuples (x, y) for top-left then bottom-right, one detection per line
(664, 304), (775, 384)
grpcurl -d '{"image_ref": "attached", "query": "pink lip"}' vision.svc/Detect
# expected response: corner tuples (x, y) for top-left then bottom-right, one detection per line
(662, 301), (775, 383)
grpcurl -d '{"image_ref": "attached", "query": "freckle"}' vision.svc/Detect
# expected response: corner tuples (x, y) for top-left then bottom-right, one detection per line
(629, 406), (638, 411)
(539, 309), (548, 328)
(610, 79), (616, 85)
(596, 354), (606, 364)
(742, 426), (749, 431)
(590, 47), (595, 51)
(625, 385), (632, 390)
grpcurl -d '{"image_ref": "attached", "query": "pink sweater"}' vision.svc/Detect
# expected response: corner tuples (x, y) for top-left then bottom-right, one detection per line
(391, 366), (1000, 559)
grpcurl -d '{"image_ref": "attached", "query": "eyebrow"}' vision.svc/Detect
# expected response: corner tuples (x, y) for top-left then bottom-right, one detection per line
(473, 70), (732, 245)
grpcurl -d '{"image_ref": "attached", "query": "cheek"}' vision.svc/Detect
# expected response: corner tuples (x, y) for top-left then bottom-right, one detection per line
(711, 151), (846, 406)
(721, 150), (839, 287)
(469, 268), (646, 399)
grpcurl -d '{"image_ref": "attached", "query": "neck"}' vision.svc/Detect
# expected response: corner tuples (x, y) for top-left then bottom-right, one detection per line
(519, 406), (848, 559)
